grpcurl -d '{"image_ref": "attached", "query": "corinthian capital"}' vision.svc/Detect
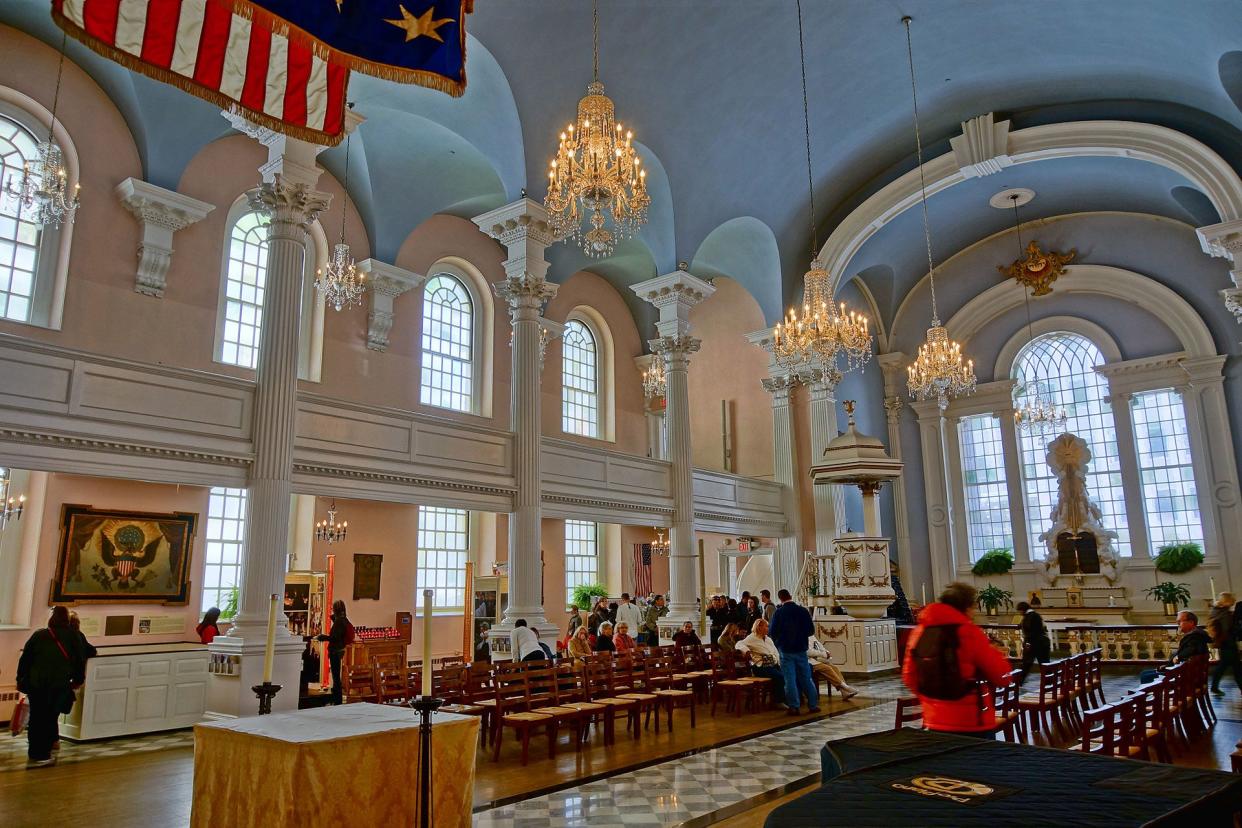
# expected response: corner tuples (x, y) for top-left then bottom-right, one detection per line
(800, 366), (843, 394)
(248, 174), (331, 230)
(883, 395), (905, 423)
(494, 276), (558, 322)
(761, 374), (797, 405)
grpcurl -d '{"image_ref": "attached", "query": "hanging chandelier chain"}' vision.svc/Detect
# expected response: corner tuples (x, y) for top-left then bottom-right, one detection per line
(796, 0), (817, 259)
(903, 17), (939, 325)
(1014, 197), (1036, 342)
(339, 116), (352, 244)
(49, 29), (68, 143)
(592, 0), (599, 83)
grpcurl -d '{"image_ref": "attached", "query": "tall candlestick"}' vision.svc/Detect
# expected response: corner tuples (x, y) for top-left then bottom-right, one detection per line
(262, 593), (278, 684)
(420, 589), (433, 697)
(921, 583), (927, 606)
(1210, 577), (1217, 602)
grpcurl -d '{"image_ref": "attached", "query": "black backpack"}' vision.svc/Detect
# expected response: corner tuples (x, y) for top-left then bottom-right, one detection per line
(911, 623), (971, 700)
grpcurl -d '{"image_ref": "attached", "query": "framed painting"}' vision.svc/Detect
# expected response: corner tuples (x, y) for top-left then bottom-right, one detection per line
(353, 554), (383, 600)
(51, 504), (197, 605)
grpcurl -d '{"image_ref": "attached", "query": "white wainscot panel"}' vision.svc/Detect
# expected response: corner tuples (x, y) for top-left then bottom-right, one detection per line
(60, 645), (209, 740)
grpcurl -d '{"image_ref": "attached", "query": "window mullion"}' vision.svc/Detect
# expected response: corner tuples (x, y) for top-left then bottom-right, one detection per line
(1108, 389), (1151, 558)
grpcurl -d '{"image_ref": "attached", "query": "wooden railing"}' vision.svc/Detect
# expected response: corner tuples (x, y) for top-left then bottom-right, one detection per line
(979, 623), (1219, 663)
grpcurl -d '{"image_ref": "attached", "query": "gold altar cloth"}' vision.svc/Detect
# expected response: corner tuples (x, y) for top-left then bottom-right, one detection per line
(191, 703), (478, 828)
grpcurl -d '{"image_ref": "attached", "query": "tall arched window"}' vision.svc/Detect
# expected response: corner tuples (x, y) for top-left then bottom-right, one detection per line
(0, 113), (46, 323)
(562, 319), (600, 437)
(1013, 332), (1130, 555)
(420, 273), (475, 412)
(218, 211), (269, 369)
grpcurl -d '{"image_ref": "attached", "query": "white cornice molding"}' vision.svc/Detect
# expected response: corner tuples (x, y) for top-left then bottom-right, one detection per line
(115, 178), (215, 298)
(357, 259), (425, 351)
(820, 119), (1242, 285)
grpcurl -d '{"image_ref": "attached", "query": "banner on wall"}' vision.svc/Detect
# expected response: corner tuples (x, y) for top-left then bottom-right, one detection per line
(51, 0), (473, 145)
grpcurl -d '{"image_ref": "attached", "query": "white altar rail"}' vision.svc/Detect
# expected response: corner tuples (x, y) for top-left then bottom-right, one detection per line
(979, 623), (1220, 663)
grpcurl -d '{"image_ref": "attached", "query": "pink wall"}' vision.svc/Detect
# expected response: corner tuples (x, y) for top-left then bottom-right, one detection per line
(688, 277), (773, 477)
(0, 475), (211, 693)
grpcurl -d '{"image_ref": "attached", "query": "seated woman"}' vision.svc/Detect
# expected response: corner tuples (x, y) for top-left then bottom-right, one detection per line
(594, 621), (616, 653)
(613, 621), (638, 652)
(807, 634), (858, 699)
(567, 625), (593, 663)
(717, 623), (743, 652)
(736, 618), (785, 706)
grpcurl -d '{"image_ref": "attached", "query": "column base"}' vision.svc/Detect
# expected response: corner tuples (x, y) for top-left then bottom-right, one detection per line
(812, 616), (898, 675)
(206, 633), (305, 718)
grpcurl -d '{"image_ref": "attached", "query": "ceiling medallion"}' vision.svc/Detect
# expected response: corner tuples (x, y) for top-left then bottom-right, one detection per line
(314, 118), (366, 311)
(544, 0), (649, 258)
(999, 240), (1076, 297)
(772, 1), (872, 376)
(901, 17), (975, 411)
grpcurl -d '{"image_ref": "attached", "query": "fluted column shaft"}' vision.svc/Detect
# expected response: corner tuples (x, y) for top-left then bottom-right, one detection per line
(764, 375), (802, 592)
(232, 176), (329, 633)
(655, 336), (700, 619)
(807, 370), (846, 552)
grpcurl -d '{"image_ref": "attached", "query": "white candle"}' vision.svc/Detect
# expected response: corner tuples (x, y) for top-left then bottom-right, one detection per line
(1210, 577), (1217, 601)
(420, 589), (433, 697)
(262, 593), (278, 684)
(921, 583), (927, 606)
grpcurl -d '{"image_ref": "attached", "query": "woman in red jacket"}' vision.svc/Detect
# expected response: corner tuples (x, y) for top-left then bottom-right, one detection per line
(902, 582), (1012, 736)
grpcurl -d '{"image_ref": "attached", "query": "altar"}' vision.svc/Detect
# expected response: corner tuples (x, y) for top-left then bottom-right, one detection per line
(191, 704), (479, 827)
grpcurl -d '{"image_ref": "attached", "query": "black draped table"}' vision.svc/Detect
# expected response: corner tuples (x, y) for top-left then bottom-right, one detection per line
(766, 728), (1242, 827)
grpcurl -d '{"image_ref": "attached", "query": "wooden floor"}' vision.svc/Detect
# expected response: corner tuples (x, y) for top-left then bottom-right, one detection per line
(1, 672), (1237, 828)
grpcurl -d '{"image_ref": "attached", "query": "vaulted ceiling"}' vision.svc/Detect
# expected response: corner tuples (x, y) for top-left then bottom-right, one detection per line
(5, 0), (1242, 333)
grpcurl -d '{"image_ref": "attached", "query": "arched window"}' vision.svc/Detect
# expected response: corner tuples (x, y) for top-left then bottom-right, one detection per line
(218, 210), (269, 369)
(562, 319), (599, 437)
(420, 273), (474, 412)
(1013, 332), (1130, 555)
(1132, 389), (1203, 548)
(0, 112), (54, 324)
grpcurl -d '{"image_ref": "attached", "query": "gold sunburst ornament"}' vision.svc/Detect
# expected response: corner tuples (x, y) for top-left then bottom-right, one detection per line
(771, 1), (872, 375)
(544, 0), (649, 258)
(901, 17), (975, 411)
(999, 240), (1076, 296)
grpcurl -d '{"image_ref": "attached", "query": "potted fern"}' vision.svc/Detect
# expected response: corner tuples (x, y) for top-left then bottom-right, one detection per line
(1154, 542), (1204, 575)
(971, 548), (1014, 577)
(1145, 581), (1192, 617)
(570, 583), (608, 611)
(977, 584), (1013, 618)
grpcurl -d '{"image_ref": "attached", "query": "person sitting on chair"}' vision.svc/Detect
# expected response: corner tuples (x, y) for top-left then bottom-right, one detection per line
(613, 621), (638, 652)
(1141, 610), (1211, 683)
(737, 618), (786, 705)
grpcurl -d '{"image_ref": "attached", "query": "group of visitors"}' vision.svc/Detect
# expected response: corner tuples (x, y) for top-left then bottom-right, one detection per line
(705, 590), (777, 646)
(16, 607), (98, 767)
(568, 592), (669, 649)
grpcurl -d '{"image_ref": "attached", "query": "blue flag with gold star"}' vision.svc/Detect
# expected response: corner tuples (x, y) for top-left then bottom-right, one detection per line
(241, 0), (471, 96)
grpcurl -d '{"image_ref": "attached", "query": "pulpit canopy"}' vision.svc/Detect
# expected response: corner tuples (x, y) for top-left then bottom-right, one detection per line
(811, 401), (902, 487)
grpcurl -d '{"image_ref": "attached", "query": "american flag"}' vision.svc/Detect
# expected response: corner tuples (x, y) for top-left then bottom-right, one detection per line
(632, 543), (652, 597)
(52, 0), (350, 144)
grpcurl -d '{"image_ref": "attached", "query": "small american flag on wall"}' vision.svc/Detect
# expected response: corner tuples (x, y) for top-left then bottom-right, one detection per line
(632, 543), (652, 597)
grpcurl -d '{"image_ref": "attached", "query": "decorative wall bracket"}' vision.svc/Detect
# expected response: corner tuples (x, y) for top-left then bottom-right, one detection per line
(357, 259), (424, 351)
(115, 178), (214, 298)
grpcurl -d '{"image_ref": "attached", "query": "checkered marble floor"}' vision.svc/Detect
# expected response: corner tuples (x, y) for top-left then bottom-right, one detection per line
(0, 729), (192, 773)
(473, 673), (908, 828)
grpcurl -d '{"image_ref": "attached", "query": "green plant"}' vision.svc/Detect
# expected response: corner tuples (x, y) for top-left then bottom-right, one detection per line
(1153, 542), (1204, 574)
(1145, 581), (1193, 608)
(977, 584), (1014, 613)
(971, 548), (1014, 577)
(220, 585), (240, 621)
(570, 582), (608, 611)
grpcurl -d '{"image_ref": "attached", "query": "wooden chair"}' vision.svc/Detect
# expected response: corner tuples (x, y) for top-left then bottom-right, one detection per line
(643, 653), (697, 732)
(549, 661), (608, 745)
(1062, 653), (1088, 734)
(1073, 703), (1119, 757)
(372, 652), (405, 672)
(376, 667), (412, 705)
(709, 649), (763, 718)
(894, 695), (923, 730)
(612, 651), (659, 728)
(1074, 697), (1146, 760)
(1084, 648), (1107, 708)
(675, 645), (713, 703)
(993, 671), (1025, 742)
(1019, 658), (1068, 743)
(1125, 679), (1173, 762)
(342, 664), (378, 703)
(581, 655), (641, 744)
(436, 665), (485, 717)
(492, 665), (573, 765)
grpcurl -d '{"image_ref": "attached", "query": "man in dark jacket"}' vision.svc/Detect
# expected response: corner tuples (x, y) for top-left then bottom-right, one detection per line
(768, 589), (819, 714)
(1016, 601), (1051, 685)
(16, 606), (80, 766)
(1175, 610), (1211, 662)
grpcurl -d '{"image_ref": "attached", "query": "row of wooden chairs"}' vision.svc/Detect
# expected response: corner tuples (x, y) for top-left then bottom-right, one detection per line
(1017, 650), (1106, 744)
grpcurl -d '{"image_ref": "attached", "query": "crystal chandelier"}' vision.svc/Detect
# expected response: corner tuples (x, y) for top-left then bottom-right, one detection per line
(772, 1), (872, 375)
(901, 17), (976, 411)
(314, 120), (365, 311)
(1006, 193), (1067, 433)
(641, 356), (666, 401)
(315, 500), (349, 544)
(5, 32), (79, 228)
(544, 0), (649, 258)
(651, 528), (670, 557)
(0, 469), (25, 533)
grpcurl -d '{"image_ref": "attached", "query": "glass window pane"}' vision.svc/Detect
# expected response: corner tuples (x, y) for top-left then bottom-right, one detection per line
(562, 320), (599, 438)
(959, 414), (1012, 562)
(1132, 389), (1203, 550)
(218, 212), (269, 369)
(564, 520), (599, 607)
(420, 275), (474, 413)
(416, 506), (469, 610)
(201, 487), (248, 615)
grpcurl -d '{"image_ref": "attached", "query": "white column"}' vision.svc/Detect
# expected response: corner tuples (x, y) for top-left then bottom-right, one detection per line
(632, 270), (716, 630)
(804, 368), (846, 550)
(474, 199), (560, 641)
(878, 351), (913, 582)
(913, 399), (953, 593)
(762, 373), (803, 593)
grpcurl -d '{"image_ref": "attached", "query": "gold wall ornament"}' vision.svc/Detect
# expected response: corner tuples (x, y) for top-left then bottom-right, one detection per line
(999, 240), (1076, 296)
